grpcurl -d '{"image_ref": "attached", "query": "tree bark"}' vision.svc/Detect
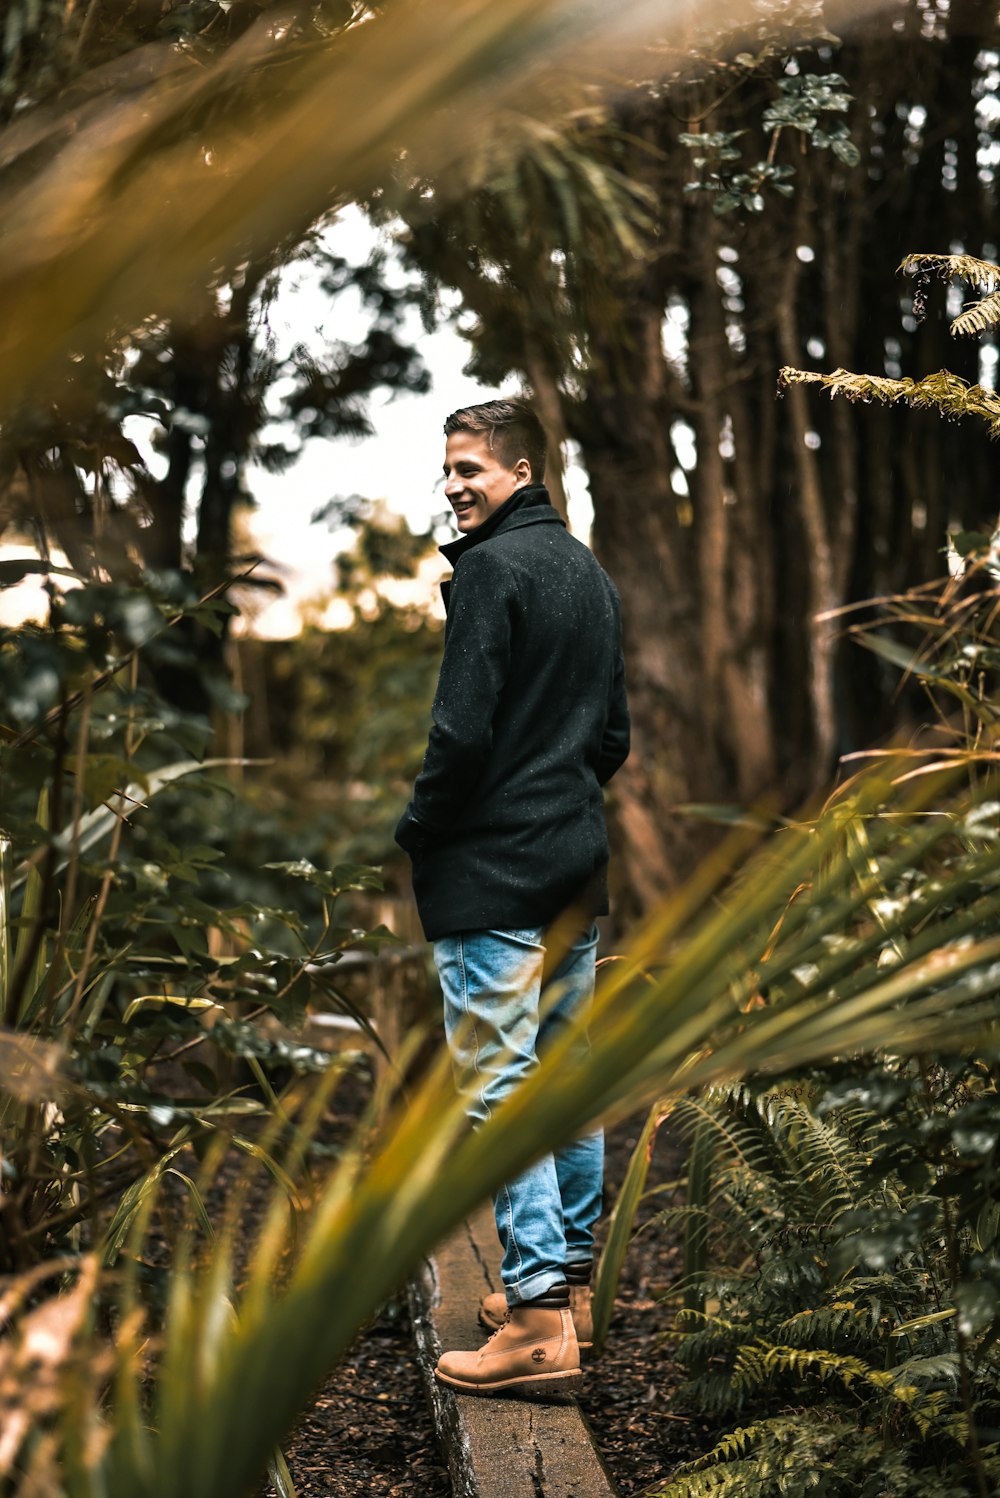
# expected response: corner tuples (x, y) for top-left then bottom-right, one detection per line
(576, 300), (721, 919)
(523, 338), (569, 522)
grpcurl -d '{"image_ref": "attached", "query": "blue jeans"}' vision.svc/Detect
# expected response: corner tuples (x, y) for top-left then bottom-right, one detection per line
(433, 924), (604, 1306)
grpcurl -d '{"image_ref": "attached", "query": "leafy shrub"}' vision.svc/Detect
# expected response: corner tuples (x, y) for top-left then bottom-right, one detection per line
(0, 570), (389, 1274)
(655, 1066), (1000, 1496)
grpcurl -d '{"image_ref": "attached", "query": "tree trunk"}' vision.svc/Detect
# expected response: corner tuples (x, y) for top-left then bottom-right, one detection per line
(576, 301), (721, 920)
(523, 338), (569, 522)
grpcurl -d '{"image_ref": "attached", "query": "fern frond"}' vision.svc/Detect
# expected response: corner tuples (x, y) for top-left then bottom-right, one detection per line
(762, 1095), (867, 1215)
(733, 1342), (961, 1439)
(647, 1203), (723, 1238)
(705, 1086), (874, 1247)
(951, 287), (1000, 337)
(673, 1089), (767, 1174)
(889, 1352), (960, 1386)
(675, 1306), (744, 1336)
(733, 1341), (871, 1392)
(651, 1412), (858, 1496)
(652, 1410), (974, 1497)
(778, 366), (1000, 438)
(869, 1382), (959, 1441)
(818, 1097), (888, 1158)
(899, 252), (1000, 292)
(653, 1460), (767, 1497)
(709, 1090), (805, 1193)
(778, 1299), (884, 1348)
(676, 1419), (779, 1474)
(897, 254), (1000, 338)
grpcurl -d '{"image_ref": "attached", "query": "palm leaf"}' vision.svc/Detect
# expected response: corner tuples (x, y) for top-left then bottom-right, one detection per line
(592, 1097), (674, 1352)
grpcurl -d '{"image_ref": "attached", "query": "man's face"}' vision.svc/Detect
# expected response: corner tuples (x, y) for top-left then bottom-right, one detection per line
(442, 430), (531, 534)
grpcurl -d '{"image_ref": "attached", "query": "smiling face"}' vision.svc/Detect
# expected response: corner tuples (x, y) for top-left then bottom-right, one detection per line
(442, 430), (532, 534)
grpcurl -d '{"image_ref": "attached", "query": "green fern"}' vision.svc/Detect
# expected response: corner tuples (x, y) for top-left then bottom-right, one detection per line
(899, 251), (1000, 335)
(781, 249), (1000, 433)
(652, 1411), (987, 1496)
(660, 1063), (1000, 1489)
(658, 251), (1000, 1496)
(732, 1341), (961, 1439)
(899, 251), (1000, 293)
(757, 1093), (869, 1218)
(778, 366), (1000, 438)
(777, 1298), (888, 1347)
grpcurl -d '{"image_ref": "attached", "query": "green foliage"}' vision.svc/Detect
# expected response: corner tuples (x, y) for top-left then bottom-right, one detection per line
(778, 365), (1000, 438)
(655, 1064), (1000, 1495)
(597, 550), (1000, 1495)
(782, 251), (1000, 431)
(681, 70), (858, 215)
(680, 130), (797, 215)
(592, 1097), (674, 1352)
(652, 1411), (995, 1496)
(236, 505), (443, 866)
(393, 108), (657, 400)
(648, 779), (1000, 1486)
(0, 237), (430, 601)
(762, 73), (858, 164)
(6, 736), (1000, 1496)
(0, 570), (387, 1274)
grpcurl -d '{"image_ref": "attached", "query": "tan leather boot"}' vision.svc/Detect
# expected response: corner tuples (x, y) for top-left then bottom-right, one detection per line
(479, 1285), (594, 1350)
(435, 1304), (581, 1395)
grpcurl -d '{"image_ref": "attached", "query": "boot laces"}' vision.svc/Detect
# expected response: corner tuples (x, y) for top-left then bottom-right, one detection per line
(483, 1310), (511, 1344)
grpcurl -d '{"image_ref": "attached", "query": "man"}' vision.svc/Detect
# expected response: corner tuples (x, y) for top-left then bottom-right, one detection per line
(395, 397), (629, 1396)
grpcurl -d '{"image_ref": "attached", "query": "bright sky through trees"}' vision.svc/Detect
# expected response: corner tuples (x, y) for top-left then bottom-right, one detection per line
(240, 212), (596, 635)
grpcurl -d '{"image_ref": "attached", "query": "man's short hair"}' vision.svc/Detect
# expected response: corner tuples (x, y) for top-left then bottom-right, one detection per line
(444, 398), (547, 482)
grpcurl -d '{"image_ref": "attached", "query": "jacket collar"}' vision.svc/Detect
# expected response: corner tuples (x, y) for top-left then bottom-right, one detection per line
(439, 484), (563, 568)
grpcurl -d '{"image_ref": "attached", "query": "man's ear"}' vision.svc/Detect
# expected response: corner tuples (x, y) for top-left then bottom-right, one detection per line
(514, 457), (532, 484)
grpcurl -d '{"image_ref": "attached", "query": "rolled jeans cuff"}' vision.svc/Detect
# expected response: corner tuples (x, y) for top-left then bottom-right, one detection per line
(505, 1265), (570, 1307)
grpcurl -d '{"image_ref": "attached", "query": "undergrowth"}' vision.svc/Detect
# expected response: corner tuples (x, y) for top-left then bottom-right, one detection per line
(653, 1065), (1000, 1496)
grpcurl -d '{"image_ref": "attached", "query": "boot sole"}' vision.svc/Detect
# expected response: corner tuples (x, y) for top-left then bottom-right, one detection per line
(434, 1366), (582, 1396)
(477, 1311), (593, 1353)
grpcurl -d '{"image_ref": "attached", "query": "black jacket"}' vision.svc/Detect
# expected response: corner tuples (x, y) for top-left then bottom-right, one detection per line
(394, 484), (629, 940)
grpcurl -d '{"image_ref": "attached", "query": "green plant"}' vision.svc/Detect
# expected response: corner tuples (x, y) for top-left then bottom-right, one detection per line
(680, 68), (859, 215)
(650, 1065), (1000, 1497)
(0, 569), (391, 1275)
(3, 741), (1000, 1496)
(779, 251), (1000, 433)
(589, 621), (1000, 1491)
